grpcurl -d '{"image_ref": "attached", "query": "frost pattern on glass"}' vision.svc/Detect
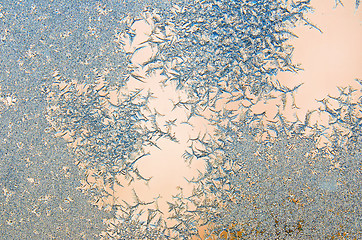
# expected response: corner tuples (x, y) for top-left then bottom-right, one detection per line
(153, 0), (317, 110)
(0, 0), (360, 239)
(180, 98), (362, 238)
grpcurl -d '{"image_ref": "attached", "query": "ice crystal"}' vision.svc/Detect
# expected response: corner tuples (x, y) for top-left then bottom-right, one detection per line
(152, 0), (316, 111)
(0, 0), (360, 239)
(45, 73), (175, 209)
(180, 102), (362, 238)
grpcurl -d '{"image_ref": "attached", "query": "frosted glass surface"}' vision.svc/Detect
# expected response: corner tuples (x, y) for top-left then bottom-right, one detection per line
(0, 0), (361, 239)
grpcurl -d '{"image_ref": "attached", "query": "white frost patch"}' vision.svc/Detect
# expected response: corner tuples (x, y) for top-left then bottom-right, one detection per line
(0, 95), (17, 106)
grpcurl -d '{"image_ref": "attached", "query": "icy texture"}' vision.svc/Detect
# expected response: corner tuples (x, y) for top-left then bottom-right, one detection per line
(181, 102), (362, 238)
(0, 0), (361, 239)
(154, 0), (317, 110)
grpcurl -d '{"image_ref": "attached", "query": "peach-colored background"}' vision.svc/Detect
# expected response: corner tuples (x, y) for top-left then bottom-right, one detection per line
(278, 0), (362, 117)
(115, 1), (362, 237)
(63, 1), (360, 238)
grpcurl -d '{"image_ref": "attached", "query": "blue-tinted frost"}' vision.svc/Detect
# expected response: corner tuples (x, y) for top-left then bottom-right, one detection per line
(0, 0), (361, 239)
